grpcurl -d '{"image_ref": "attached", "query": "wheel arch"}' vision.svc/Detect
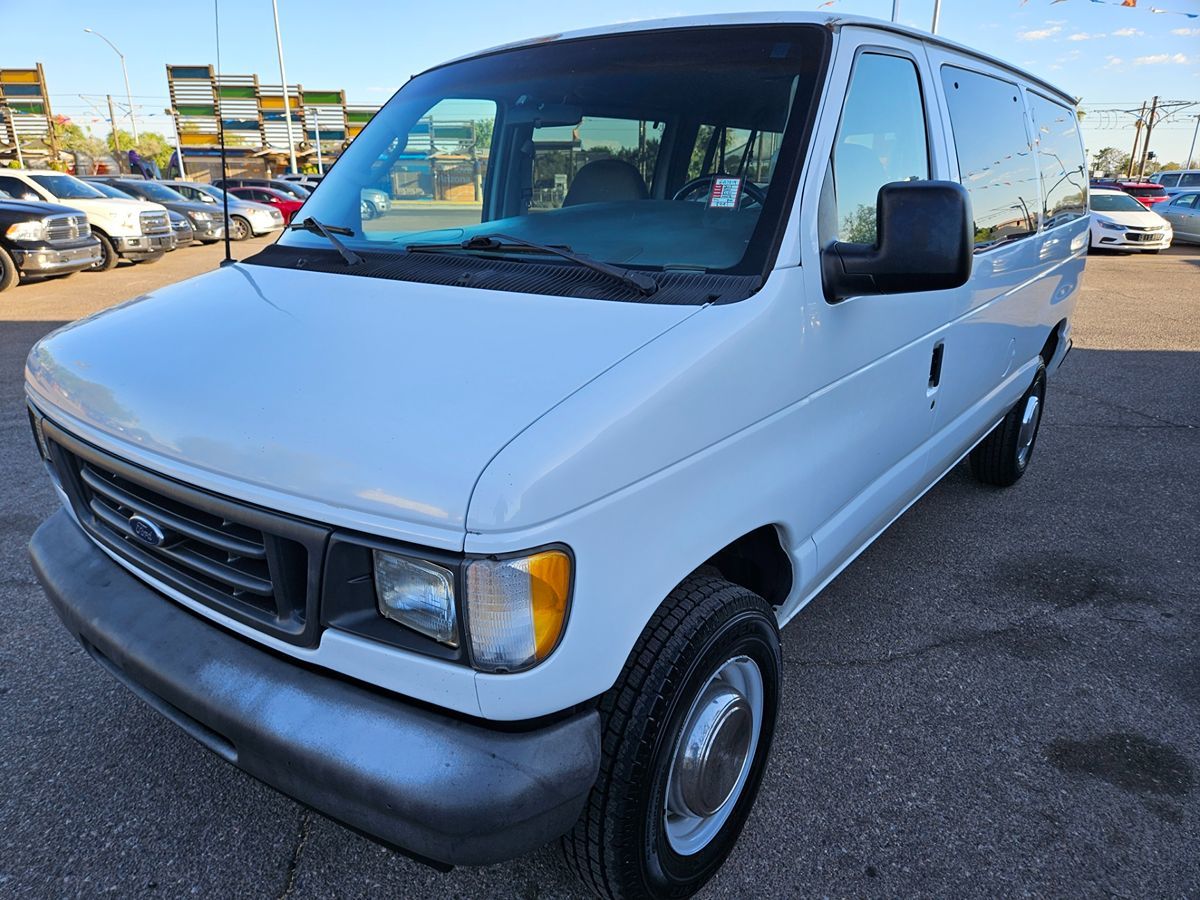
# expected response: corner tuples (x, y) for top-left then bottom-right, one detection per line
(699, 524), (793, 609)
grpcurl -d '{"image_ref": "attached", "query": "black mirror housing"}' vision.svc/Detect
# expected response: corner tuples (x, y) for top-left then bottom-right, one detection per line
(822, 180), (973, 303)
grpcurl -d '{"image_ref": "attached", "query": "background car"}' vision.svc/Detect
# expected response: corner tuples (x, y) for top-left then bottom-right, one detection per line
(214, 177), (312, 201)
(86, 178), (225, 244)
(279, 174), (389, 219)
(225, 186), (304, 224)
(1149, 170), (1200, 196)
(0, 187), (101, 290)
(160, 181), (285, 241)
(1090, 179), (1171, 210)
(1160, 190), (1200, 244)
(1088, 187), (1172, 253)
(167, 210), (195, 248)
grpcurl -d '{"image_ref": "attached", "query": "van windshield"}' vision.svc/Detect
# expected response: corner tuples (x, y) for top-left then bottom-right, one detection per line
(276, 25), (827, 284)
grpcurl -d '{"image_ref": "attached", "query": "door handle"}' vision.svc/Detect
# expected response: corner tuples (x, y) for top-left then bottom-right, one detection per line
(928, 341), (945, 389)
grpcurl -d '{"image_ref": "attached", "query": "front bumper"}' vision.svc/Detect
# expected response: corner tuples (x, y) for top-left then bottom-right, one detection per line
(113, 233), (173, 258)
(29, 509), (601, 867)
(10, 239), (102, 274)
(1093, 228), (1172, 249)
(188, 219), (225, 241)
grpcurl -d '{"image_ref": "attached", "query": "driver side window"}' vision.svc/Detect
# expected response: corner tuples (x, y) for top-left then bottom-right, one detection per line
(831, 52), (930, 244)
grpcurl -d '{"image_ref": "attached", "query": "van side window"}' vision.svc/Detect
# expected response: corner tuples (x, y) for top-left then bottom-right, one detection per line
(1182, 173), (1200, 188)
(941, 66), (1040, 250)
(832, 53), (929, 243)
(1028, 93), (1087, 228)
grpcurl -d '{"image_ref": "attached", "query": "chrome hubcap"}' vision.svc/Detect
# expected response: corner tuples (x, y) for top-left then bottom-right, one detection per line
(664, 656), (763, 855)
(1017, 394), (1041, 467)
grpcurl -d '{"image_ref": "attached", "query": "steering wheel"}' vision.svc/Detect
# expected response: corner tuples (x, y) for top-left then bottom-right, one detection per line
(672, 175), (767, 208)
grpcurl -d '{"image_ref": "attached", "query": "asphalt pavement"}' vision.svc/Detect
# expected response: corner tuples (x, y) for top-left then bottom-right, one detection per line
(1, 241), (1197, 898)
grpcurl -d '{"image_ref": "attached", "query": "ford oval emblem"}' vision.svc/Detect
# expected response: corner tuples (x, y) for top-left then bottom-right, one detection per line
(128, 514), (165, 546)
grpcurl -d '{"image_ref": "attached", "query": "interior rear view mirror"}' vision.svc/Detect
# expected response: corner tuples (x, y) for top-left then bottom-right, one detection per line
(822, 180), (973, 302)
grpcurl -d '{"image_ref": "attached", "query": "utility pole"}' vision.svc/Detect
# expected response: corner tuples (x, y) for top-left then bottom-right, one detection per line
(270, 0), (298, 175)
(1137, 95), (1159, 179)
(1126, 101), (1147, 178)
(106, 94), (122, 168)
(1187, 114), (1200, 170)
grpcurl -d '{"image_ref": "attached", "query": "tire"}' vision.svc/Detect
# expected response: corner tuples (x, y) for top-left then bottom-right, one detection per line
(229, 216), (251, 241)
(1142, 249), (1161, 254)
(0, 246), (18, 293)
(969, 361), (1047, 487)
(360, 198), (375, 221)
(88, 232), (118, 272)
(562, 572), (781, 899)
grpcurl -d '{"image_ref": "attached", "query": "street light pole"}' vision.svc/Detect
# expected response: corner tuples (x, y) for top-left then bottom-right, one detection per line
(84, 28), (138, 142)
(308, 107), (324, 175)
(931, 0), (942, 34)
(270, 0), (299, 175)
(892, 1), (900, 23)
(165, 108), (187, 180)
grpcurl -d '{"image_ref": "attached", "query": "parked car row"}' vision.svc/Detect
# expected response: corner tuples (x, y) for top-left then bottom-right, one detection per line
(1088, 185), (1200, 252)
(0, 171), (290, 293)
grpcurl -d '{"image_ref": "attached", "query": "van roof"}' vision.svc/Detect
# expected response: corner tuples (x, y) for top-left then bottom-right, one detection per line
(439, 12), (1077, 108)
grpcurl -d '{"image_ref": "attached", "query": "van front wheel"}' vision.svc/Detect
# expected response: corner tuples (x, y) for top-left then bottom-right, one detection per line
(562, 573), (781, 899)
(969, 362), (1047, 487)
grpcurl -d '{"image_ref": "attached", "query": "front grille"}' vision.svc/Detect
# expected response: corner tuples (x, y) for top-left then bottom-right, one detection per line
(45, 214), (90, 244)
(139, 210), (171, 236)
(41, 419), (328, 646)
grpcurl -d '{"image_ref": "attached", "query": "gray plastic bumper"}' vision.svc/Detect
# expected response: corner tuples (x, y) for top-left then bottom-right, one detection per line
(29, 509), (600, 867)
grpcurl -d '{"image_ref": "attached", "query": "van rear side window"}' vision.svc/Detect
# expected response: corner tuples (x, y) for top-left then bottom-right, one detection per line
(1028, 93), (1087, 228)
(941, 66), (1040, 251)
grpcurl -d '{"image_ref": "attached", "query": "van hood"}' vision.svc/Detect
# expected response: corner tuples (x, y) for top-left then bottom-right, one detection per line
(26, 262), (698, 543)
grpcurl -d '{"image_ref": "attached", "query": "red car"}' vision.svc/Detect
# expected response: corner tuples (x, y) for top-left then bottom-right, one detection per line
(1090, 180), (1170, 210)
(227, 186), (304, 224)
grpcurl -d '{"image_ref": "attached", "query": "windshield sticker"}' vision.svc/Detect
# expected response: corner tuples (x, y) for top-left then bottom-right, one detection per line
(708, 177), (743, 210)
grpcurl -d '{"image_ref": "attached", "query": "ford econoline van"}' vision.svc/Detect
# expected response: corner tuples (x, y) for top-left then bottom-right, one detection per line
(26, 13), (1086, 899)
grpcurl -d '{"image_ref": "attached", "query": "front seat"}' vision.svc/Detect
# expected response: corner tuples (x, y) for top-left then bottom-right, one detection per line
(563, 158), (648, 207)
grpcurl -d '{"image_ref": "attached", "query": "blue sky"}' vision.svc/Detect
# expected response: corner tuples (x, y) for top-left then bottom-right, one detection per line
(3, 0), (1198, 163)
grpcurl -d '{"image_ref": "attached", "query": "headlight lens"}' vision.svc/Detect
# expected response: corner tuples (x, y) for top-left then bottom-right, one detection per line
(6, 220), (48, 241)
(1099, 221), (1125, 231)
(373, 551), (458, 646)
(189, 210), (214, 222)
(465, 549), (571, 672)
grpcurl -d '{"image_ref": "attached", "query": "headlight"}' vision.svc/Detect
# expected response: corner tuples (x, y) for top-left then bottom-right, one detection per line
(6, 220), (48, 241)
(465, 549), (571, 672)
(373, 551), (458, 646)
(189, 210), (214, 222)
(1098, 221), (1125, 231)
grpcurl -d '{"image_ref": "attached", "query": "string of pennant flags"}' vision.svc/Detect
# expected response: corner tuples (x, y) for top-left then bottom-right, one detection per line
(816, 0), (1198, 16)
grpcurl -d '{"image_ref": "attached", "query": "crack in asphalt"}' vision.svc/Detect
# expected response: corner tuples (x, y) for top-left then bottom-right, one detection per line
(1055, 385), (1193, 428)
(278, 811), (312, 900)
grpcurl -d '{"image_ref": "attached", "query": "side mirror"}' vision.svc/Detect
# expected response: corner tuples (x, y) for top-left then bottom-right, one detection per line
(822, 180), (973, 303)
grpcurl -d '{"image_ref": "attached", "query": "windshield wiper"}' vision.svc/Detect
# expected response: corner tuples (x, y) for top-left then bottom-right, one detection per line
(289, 217), (363, 266)
(407, 233), (658, 296)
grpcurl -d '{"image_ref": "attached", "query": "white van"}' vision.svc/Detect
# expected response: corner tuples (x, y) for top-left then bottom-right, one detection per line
(26, 13), (1087, 899)
(0, 170), (173, 269)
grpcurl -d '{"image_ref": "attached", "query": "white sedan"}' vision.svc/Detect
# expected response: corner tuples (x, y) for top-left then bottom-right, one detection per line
(1089, 187), (1172, 253)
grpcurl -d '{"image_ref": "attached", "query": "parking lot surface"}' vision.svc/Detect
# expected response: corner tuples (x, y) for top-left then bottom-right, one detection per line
(1, 243), (1197, 897)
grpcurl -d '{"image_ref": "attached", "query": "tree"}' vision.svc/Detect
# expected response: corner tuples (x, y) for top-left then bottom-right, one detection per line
(1091, 146), (1130, 178)
(107, 128), (175, 170)
(472, 117), (494, 151)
